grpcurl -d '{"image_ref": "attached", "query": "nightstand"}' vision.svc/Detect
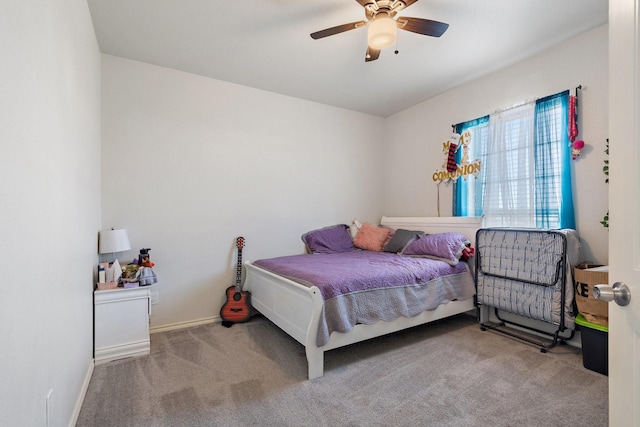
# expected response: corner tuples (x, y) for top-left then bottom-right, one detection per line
(94, 286), (151, 365)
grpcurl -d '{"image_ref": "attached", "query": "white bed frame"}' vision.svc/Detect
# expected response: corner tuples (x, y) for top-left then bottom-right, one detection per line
(244, 216), (483, 380)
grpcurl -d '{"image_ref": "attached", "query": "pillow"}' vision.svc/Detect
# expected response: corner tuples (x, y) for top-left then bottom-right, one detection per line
(353, 222), (392, 252)
(302, 224), (356, 254)
(402, 232), (470, 265)
(383, 229), (425, 253)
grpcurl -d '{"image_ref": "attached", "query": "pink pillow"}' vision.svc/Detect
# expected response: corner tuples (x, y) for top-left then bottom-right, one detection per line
(353, 222), (392, 252)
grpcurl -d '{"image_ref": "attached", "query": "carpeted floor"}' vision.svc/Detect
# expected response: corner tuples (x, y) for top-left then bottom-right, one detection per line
(77, 314), (608, 427)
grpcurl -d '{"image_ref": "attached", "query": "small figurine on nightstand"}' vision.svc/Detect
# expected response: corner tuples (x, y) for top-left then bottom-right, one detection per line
(136, 248), (157, 286)
(138, 248), (154, 267)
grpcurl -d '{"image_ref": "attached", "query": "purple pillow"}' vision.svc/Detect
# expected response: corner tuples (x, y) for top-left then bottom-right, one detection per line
(302, 224), (356, 254)
(402, 232), (470, 265)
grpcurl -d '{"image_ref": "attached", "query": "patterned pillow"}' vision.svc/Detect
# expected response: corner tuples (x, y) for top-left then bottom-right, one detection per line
(402, 232), (470, 265)
(353, 222), (392, 252)
(302, 224), (356, 254)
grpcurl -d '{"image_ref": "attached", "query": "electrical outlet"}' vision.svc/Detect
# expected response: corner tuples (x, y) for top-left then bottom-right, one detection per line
(151, 291), (159, 305)
(46, 389), (53, 427)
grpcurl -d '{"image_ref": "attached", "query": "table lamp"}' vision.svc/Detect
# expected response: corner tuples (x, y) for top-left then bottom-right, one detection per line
(98, 228), (131, 263)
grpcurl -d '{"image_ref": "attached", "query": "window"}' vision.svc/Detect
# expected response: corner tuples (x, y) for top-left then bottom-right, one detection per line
(454, 91), (575, 229)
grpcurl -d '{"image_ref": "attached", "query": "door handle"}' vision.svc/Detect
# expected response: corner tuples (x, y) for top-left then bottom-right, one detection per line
(593, 282), (631, 306)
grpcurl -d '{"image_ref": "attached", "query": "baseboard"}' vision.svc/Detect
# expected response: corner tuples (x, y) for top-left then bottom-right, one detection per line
(150, 316), (217, 334)
(94, 340), (150, 365)
(68, 358), (94, 427)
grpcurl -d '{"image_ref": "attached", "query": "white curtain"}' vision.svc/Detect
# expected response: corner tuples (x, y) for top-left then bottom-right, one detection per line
(482, 101), (536, 227)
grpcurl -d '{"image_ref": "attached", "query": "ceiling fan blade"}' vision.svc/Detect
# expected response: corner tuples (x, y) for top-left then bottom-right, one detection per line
(365, 46), (381, 62)
(402, 0), (419, 8)
(310, 21), (367, 39)
(397, 17), (449, 37)
(355, 0), (374, 6)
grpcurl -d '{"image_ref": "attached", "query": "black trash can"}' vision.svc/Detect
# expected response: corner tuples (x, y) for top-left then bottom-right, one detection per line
(576, 313), (608, 375)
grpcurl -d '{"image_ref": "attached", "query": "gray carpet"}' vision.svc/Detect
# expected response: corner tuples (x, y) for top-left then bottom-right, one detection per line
(77, 314), (608, 426)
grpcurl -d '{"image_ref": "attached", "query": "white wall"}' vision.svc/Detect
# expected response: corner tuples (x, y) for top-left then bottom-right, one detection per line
(100, 55), (385, 329)
(0, 1), (101, 426)
(384, 25), (609, 265)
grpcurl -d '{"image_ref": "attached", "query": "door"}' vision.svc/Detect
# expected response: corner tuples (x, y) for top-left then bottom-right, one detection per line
(608, 0), (640, 425)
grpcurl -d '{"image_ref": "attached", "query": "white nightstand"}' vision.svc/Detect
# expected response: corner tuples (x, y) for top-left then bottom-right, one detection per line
(94, 286), (151, 365)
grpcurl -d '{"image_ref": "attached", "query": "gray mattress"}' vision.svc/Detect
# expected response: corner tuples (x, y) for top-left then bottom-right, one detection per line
(475, 228), (581, 330)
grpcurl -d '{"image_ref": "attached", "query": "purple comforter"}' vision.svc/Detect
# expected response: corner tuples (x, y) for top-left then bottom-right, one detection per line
(253, 251), (476, 346)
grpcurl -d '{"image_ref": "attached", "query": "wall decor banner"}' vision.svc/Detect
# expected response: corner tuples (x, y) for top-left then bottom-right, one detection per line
(432, 131), (482, 184)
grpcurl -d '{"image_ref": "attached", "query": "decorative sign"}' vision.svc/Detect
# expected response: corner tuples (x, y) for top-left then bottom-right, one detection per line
(432, 131), (482, 184)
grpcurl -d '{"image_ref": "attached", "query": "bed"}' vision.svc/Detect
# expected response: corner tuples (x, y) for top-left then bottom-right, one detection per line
(244, 216), (482, 379)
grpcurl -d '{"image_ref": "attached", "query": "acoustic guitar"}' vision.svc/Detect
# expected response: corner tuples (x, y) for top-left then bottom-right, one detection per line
(220, 236), (251, 325)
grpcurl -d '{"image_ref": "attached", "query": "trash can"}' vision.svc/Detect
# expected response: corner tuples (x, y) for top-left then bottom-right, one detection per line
(575, 313), (608, 375)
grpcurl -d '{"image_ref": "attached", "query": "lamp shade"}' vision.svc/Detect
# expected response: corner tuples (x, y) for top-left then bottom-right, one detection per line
(368, 15), (397, 49)
(98, 228), (131, 254)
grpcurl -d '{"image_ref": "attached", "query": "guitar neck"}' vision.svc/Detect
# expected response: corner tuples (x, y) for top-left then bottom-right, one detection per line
(235, 248), (243, 291)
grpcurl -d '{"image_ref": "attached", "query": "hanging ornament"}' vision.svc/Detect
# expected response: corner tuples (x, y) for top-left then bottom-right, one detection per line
(572, 140), (585, 160)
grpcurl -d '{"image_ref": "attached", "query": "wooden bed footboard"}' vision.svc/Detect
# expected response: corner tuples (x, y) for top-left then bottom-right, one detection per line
(244, 262), (323, 346)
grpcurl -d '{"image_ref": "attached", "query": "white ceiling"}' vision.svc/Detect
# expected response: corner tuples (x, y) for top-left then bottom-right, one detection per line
(87, 0), (608, 117)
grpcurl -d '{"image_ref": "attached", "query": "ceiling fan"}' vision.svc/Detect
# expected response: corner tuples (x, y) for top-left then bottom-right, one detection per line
(310, 0), (449, 62)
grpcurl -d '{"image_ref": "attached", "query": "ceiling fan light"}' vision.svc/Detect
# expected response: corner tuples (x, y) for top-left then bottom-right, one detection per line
(368, 15), (397, 50)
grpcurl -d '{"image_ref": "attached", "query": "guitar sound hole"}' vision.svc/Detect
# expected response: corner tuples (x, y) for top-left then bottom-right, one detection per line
(233, 293), (241, 301)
